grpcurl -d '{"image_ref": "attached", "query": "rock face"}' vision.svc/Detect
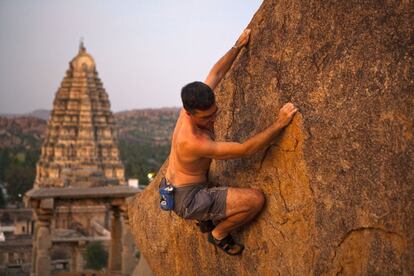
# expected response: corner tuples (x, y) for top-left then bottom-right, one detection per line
(128, 1), (413, 275)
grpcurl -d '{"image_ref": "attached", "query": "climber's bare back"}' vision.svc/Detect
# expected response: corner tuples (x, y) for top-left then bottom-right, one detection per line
(166, 109), (214, 186)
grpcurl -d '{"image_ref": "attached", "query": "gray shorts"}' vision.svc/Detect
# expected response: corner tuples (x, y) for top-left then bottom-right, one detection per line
(161, 178), (228, 221)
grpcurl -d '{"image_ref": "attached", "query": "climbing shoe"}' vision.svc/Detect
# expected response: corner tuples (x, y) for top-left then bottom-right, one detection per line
(208, 232), (244, 255)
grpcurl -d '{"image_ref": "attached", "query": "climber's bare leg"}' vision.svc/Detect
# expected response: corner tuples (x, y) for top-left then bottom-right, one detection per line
(211, 187), (265, 240)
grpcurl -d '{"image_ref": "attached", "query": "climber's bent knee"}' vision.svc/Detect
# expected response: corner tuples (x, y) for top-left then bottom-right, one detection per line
(225, 187), (265, 217)
(250, 188), (265, 212)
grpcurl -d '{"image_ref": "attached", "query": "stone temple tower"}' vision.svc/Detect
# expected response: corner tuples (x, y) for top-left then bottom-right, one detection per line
(25, 42), (138, 276)
(34, 41), (125, 189)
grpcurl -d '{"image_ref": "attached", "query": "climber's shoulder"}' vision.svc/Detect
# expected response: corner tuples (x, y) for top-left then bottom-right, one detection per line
(179, 128), (213, 152)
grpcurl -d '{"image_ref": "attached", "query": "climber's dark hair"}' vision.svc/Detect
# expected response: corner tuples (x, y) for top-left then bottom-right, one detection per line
(181, 81), (215, 114)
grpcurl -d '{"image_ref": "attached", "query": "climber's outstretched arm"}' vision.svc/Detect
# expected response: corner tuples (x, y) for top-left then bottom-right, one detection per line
(189, 103), (298, 160)
(204, 29), (251, 90)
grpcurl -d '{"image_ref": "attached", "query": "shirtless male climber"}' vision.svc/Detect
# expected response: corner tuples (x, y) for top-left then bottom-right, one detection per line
(161, 28), (298, 255)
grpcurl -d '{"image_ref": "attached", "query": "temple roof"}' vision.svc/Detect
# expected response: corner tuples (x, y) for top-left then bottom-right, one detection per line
(26, 186), (139, 200)
(70, 41), (95, 71)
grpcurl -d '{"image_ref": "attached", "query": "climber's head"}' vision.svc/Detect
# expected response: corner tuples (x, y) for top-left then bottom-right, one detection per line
(181, 81), (218, 129)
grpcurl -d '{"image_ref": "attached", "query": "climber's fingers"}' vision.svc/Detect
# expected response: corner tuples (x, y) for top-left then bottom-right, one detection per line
(235, 29), (251, 48)
(290, 105), (298, 113)
(281, 102), (296, 112)
(287, 107), (297, 118)
(277, 103), (298, 127)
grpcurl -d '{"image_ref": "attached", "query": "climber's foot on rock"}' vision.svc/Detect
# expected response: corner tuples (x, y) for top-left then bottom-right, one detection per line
(208, 232), (244, 255)
(197, 220), (216, 233)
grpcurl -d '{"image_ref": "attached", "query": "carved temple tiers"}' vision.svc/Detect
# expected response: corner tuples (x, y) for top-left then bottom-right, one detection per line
(25, 42), (139, 276)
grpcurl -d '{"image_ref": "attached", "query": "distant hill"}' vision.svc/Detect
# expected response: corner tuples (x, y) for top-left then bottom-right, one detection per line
(0, 116), (46, 150)
(0, 109), (51, 121)
(0, 107), (180, 149)
(115, 108), (179, 184)
(0, 107), (180, 187)
(115, 107), (179, 146)
(26, 109), (51, 121)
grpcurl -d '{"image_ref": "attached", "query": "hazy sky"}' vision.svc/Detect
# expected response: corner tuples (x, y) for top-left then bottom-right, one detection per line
(0, 1), (262, 114)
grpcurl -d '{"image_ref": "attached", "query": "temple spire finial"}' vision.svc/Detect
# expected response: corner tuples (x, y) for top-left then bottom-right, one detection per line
(79, 37), (86, 53)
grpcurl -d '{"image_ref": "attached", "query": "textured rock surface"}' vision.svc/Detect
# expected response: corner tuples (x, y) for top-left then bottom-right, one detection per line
(128, 0), (414, 275)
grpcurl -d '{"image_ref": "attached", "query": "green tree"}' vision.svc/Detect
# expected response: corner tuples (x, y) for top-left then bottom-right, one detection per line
(0, 149), (11, 181)
(118, 141), (170, 185)
(84, 241), (108, 270)
(25, 149), (40, 167)
(4, 165), (35, 203)
(0, 189), (6, 208)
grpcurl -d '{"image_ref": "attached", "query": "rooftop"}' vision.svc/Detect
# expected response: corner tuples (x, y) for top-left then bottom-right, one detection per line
(25, 185), (139, 200)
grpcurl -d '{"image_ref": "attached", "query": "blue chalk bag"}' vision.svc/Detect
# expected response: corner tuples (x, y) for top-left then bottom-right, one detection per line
(159, 178), (175, 211)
